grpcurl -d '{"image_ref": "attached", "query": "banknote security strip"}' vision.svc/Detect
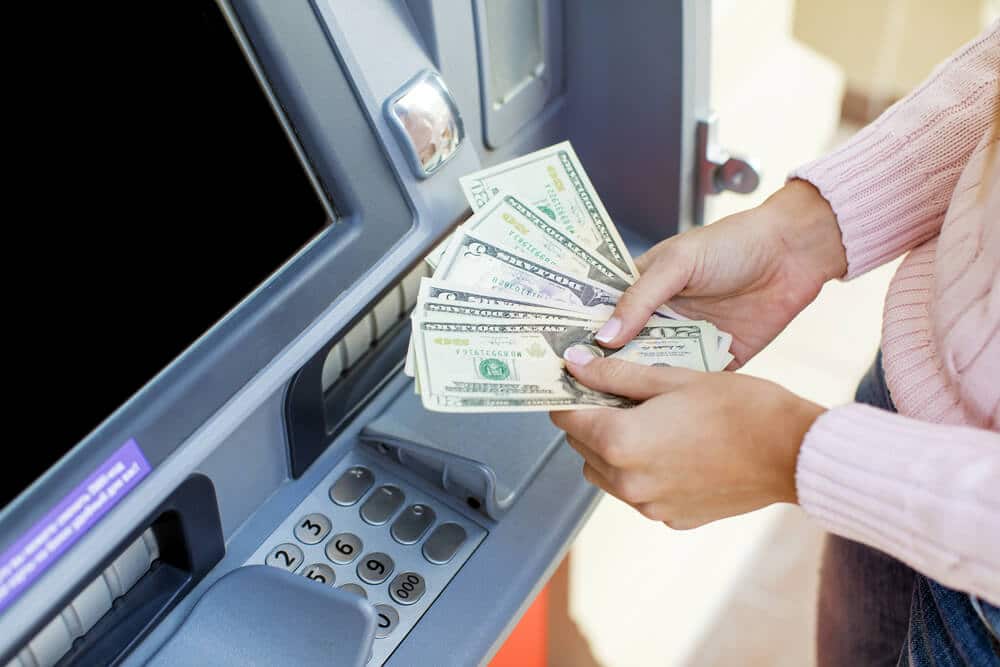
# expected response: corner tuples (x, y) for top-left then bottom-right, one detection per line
(5, 529), (160, 667)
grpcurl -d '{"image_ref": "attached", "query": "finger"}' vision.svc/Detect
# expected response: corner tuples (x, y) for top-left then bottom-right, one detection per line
(595, 245), (695, 347)
(549, 406), (615, 439)
(564, 434), (615, 479)
(581, 461), (616, 496)
(561, 354), (700, 400)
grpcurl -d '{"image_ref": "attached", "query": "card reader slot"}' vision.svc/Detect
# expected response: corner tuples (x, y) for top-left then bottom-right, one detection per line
(7, 529), (160, 667)
(4, 476), (223, 667)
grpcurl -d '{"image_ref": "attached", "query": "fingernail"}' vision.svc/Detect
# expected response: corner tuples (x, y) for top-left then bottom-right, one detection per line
(595, 317), (622, 343)
(564, 345), (597, 366)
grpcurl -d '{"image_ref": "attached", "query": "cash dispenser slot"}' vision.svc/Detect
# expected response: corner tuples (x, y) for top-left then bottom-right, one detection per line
(4, 477), (223, 667)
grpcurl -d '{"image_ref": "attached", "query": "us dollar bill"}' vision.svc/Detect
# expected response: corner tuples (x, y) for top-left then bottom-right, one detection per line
(411, 318), (711, 413)
(459, 192), (632, 290)
(459, 141), (638, 280)
(434, 230), (682, 318)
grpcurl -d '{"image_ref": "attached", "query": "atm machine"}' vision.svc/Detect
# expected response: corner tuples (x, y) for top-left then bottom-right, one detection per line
(0, 1), (756, 665)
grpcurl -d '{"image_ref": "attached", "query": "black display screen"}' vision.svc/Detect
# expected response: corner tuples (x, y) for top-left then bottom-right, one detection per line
(6, 2), (330, 507)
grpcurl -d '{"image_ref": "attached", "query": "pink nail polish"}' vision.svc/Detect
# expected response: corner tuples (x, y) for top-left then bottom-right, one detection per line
(595, 317), (622, 343)
(564, 345), (596, 366)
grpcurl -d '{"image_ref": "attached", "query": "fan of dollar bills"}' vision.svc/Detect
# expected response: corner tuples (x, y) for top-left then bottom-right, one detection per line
(404, 141), (734, 413)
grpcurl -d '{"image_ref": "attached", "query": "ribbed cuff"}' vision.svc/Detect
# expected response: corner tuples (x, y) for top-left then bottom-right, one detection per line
(796, 403), (1000, 604)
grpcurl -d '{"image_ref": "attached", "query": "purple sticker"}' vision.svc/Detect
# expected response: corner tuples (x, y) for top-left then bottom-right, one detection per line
(0, 439), (151, 613)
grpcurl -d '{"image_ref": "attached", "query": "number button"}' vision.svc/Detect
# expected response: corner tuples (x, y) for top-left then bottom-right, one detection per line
(373, 604), (399, 638)
(391, 504), (436, 545)
(325, 532), (363, 565)
(388, 572), (426, 606)
(293, 513), (332, 545)
(357, 552), (394, 584)
(329, 466), (374, 506)
(338, 583), (367, 599)
(265, 543), (304, 572)
(360, 485), (405, 525)
(422, 522), (467, 565)
(301, 563), (336, 586)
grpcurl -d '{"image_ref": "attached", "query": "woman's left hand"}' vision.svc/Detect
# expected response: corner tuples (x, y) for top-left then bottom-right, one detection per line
(550, 351), (826, 529)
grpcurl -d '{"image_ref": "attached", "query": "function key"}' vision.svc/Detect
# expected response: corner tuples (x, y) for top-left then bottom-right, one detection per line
(293, 513), (332, 545)
(265, 543), (304, 572)
(360, 485), (405, 525)
(301, 563), (336, 586)
(388, 572), (426, 606)
(357, 552), (395, 585)
(325, 532), (363, 565)
(390, 504), (436, 545)
(338, 583), (367, 599)
(373, 604), (399, 638)
(422, 523), (466, 565)
(329, 466), (374, 506)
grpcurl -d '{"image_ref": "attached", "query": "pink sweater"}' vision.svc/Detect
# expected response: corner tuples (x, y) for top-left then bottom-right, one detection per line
(792, 23), (1000, 605)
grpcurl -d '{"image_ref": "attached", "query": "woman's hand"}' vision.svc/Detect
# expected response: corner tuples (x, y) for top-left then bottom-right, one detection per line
(596, 180), (847, 367)
(550, 353), (825, 529)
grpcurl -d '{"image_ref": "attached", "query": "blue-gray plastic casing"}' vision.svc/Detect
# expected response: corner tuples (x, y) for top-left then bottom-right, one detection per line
(0, 1), (711, 665)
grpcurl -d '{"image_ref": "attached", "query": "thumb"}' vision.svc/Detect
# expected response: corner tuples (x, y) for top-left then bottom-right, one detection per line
(562, 349), (700, 400)
(597, 248), (695, 348)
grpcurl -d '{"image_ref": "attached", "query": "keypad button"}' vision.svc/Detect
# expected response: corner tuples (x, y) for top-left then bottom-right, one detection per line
(360, 485), (405, 525)
(388, 572), (426, 606)
(357, 552), (395, 584)
(374, 605), (399, 638)
(301, 563), (336, 586)
(338, 583), (367, 599)
(265, 543), (304, 572)
(293, 513), (332, 545)
(330, 467), (374, 506)
(325, 532), (363, 565)
(422, 523), (466, 565)
(390, 504), (436, 545)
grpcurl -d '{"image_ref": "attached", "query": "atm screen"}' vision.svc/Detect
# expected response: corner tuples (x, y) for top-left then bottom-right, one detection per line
(8, 2), (330, 507)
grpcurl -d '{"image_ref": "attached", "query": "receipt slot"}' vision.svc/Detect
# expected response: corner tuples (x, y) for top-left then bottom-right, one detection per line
(0, 2), (720, 665)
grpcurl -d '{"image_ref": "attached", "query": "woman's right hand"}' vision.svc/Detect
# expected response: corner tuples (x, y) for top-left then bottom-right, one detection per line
(597, 179), (848, 368)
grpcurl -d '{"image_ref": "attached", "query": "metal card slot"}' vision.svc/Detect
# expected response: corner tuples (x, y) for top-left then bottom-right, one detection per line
(400, 263), (430, 313)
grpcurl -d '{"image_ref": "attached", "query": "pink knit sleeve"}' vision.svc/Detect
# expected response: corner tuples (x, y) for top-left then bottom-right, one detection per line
(796, 403), (1000, 605)
(792, 22), (1000, 278)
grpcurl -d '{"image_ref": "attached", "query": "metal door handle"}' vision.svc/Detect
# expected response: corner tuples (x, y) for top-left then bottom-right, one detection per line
(693, 114), (760, 225)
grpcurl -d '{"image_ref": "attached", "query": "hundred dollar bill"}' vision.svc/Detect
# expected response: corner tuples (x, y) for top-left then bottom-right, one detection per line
(457, 193), (632, 290)
(411, 318), (711, 413)
(458, 141), (639, 279)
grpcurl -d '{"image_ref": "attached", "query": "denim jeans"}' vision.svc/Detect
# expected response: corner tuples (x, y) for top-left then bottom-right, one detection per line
(816, 352), (1000, 666)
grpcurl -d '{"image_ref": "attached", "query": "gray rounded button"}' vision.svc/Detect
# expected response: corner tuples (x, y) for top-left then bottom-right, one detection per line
(357, 552), (395, 584)
(301, 563), (336, 586)
(388, 572), (426, 606)
(360, 485), (405, 525)
(330, 466), (374, 506)
(422, 523), (467, 565)
(293, 513), (332, 545)
(338, 583), (367, 599)
(265, 543), (303, 572)
(373, 604), (399, 638)
(325, 532), (363, 565)
(391, 504), (436, 545)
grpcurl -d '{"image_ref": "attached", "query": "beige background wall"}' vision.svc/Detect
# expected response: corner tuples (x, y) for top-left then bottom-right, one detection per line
(793, 0), (990, 103)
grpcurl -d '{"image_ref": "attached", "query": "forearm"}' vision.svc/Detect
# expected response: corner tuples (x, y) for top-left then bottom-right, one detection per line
(796, 404), (1000, 605)
(792, 21), (1000, 278)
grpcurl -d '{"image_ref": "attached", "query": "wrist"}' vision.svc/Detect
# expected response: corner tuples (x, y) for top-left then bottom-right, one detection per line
(770, 393), (825, 505)
(763, 179), (848, 283)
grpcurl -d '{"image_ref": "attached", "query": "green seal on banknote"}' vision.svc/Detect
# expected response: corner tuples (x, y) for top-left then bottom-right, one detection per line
(478, 358), (510, 381)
